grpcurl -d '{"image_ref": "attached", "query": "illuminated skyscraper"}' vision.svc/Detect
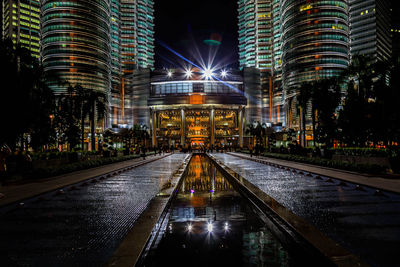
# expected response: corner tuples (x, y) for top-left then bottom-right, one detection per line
(109, 0), (155, 128)
(2, 0), (40, 58)
(41, 0), (111, 94)
(238, 0), (273, 70)
(280, 0), (350, 135)
(238, 0), (271, 125)
(349, 0), (392, 62)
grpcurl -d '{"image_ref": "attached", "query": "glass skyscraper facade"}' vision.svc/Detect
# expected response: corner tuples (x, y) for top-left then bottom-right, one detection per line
(109, 0), (155, 128)
(39, 0), (154, 129)
(238, 0), (350, 140)
(2, 0), (40, 58)
(238, 0), (273, 70)
(238, 0), (288, 127)
(281, 0), (349, 129)
(237, 0), (284, 127)
(41, 0), (112, 94)
(349, 0), (392, 62)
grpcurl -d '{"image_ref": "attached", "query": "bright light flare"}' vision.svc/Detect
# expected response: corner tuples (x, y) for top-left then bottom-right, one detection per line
(224, 222), (229, 231)
(221, 70), (228, 78)
(185, 69), (193, 78)
(167, 71), (173, 77)
(187, 224), (193, 232)
(207, 222), (213, 232)
(202, 68), (214, 80)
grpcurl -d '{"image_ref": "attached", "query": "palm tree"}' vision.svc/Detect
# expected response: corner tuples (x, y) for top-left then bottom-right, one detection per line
(86, 89), (108, 151)
(292, 82), (312, 147)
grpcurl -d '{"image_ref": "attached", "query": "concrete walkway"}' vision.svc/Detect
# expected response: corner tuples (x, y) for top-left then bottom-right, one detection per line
(227, 152), (400, 194)
(0, 153), (171, 207)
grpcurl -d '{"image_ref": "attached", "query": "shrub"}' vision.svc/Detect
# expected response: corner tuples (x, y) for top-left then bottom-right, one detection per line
(237, 151), (388, 174)
(29, 152), (156, 179)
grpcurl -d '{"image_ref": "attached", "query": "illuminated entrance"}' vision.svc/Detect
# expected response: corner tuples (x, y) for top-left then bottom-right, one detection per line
(147, 69), (248, 148)
(186, 110), (210, 147)
(151, 107), (244, 149)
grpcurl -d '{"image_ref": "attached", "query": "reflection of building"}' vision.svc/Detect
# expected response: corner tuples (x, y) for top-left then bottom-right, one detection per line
(349, 0), (392, 62)
(182, 155), (232, 194)
(2, 0), (40, 58)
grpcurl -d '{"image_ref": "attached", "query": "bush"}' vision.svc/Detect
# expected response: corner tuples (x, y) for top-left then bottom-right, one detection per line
(328, 147), (398, 158)
(29, 152), (156, 179)
(236, 150), (388, 174)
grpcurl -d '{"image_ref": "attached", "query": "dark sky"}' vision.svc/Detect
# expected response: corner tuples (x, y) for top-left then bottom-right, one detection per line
(154, 0), (239, 70)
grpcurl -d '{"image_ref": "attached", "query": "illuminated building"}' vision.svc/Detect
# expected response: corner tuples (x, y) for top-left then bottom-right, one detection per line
(41, 0), (111, 94)
(237, 0), (284, 127)
(238, 0), (273, 70)
(109, 0), (155, 128)
(392, 2), (400, 58)
(2, 0), (40, 58)
(349, 0), (392, 62)
(149, 68), (246, 148)
(280, 0), (350, 137)
(129, 68), (265, 148)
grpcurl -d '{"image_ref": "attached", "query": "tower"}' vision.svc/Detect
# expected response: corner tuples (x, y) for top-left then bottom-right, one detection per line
(2, 0), (41, 59)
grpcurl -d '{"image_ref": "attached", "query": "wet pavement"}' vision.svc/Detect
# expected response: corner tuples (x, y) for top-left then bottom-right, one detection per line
(0, 153), (187, 267)
(142, 155), (297, 267)
(212, 153), (400, 267)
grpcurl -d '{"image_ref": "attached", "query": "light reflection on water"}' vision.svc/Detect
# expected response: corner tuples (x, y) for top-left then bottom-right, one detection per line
(143, 155), (296, 267)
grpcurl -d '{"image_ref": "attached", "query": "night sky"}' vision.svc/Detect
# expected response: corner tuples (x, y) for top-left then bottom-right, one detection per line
(154, 0), (239, 70)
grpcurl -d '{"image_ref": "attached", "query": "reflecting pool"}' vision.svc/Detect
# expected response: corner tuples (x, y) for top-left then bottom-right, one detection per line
(142, 155), (297, 266)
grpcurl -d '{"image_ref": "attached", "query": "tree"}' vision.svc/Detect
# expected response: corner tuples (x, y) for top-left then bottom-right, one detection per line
(86, 89), (108, 151)
(245, 122), (266, 146)
(295, 82), (313, 147)
(0, 39), (57, 151)
(55, 85), (82, 150)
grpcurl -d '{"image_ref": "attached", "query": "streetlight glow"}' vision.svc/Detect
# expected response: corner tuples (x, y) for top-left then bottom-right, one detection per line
(221, 70), (228, 78)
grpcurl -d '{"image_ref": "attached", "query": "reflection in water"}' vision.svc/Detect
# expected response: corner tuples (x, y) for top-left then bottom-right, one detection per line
(143, 155), (296, 267)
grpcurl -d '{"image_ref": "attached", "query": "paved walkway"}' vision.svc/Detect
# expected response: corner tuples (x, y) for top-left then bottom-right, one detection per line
(0, 153), (171, 207)
(0, 153), (188, 266)
(228, 152), (400, 193)
(213, 153), (400, 266)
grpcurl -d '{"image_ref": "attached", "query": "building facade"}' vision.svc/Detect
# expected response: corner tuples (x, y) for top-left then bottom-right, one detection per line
(109, 0), (155, 129)
(125, 68), (267, 148)
(349, 0), (392, 62)
(41, 0), (111, 95)
(2, 0), (40, 58)
(237, 0), (284, 127)
(148, 69), (247, 148)
(280, 0), (350, 140)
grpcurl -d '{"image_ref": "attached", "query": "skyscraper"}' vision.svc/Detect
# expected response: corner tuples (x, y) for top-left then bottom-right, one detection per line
(238, 0), (273, 71)
(349, 0), (392, 62)
(41, 0), (112, 94)
(280, 0), (350, 132)
(238, 0), (280, 125)
(2, 0), (40, 58)
(109, 0), (155, 128)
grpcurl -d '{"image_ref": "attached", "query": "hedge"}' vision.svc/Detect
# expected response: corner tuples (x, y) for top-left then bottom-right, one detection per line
(29, 152), (156, 179)
(236, 150), (388, 174)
